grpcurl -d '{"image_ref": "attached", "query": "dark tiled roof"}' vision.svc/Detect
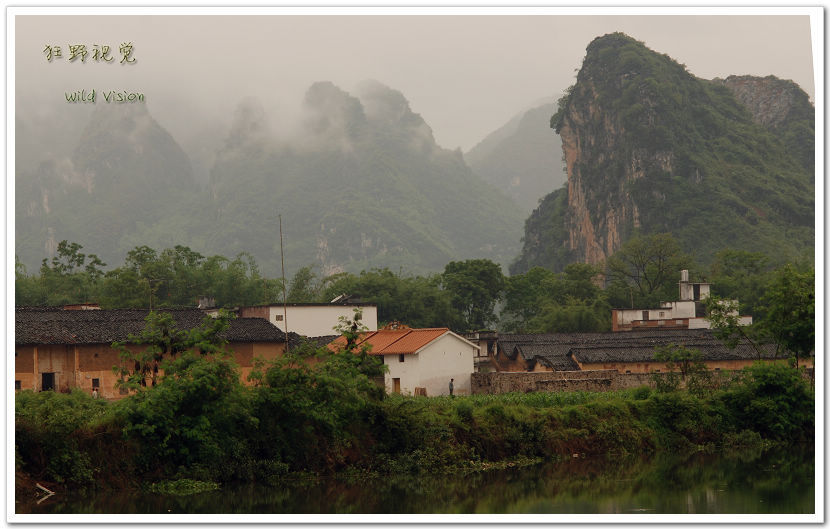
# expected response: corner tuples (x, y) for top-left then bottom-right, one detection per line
(570, 340), (780, 364)
(513, 344), (581, 371)
(15, 307), (285, 345)
(496, 329), (787, 367)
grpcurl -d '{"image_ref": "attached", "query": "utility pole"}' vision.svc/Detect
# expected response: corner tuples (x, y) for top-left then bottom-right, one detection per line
(279, 214), (289, 354)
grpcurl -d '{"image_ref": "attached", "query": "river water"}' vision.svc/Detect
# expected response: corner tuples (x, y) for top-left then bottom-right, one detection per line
(18, 447), (814, 515)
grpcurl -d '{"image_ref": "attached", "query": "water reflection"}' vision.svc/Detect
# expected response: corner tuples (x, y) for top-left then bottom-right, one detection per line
(19, 447), (813, 514)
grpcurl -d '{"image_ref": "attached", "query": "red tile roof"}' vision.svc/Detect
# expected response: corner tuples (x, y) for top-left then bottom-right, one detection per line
(329, 328), (451, 355)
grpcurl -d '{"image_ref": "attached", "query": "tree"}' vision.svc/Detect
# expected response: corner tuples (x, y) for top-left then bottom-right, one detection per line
(441, 259), (505, 331)
(113, 310), (233, 389)
(320, 268), (459, 329)
(653, 343), (706, 381)
(760, 264), (814, 367)
(704, 295), (765, 360)
(708, 249), (771, 317)
(287, 265), (321, 303)
(606, 233), (692, 308)
(36, 240), (106, 305)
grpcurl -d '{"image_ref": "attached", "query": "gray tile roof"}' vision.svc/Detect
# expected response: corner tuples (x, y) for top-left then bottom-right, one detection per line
(496, 329), (788, 368)
(15, 307), (286, 345)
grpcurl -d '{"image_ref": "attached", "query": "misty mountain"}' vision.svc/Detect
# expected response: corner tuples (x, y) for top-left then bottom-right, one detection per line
(512, 33), (814, 274)
(206, 80), (524, 276)
(465, 99), (567, 212)
(16, 104), (196, 270)
(16, 81), (524, 278)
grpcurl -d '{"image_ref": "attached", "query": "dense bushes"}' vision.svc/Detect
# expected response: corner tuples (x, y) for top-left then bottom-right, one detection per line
(15, 355), (813, 489)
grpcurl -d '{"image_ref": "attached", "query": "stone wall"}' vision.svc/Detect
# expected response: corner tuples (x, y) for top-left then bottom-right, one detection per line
(471, 370), (654, 394)
(472, 367), (815, 395)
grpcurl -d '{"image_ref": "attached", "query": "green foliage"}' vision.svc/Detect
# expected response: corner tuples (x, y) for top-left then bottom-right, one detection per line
(521, 33), (814, 274)
(708, 249), (772, 317)
(719, 362), (814, 441)
(286, 265), (321, 303)
(16, 359), (814, 487)
(148, 479), (220, 495)
(17, 242), (285, 309)
(115, 351), (256, 479)
(15, 389), (112, 485)
(320, 268), (460, 329)
(441, 259), (505, 331)
(510, 185), (573, 275)
(502, 263), (610, 333)
(113, 310), (233, 390)
(759, 264), (814, 365)
(605, 233), (691, 308)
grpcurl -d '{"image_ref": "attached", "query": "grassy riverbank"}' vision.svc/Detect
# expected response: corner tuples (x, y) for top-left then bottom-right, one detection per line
(15, 346), (814, 494)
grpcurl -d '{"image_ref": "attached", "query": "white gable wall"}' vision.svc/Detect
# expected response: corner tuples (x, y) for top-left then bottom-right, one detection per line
(264, 305), (378, 336)
(382, 333), (476, 396)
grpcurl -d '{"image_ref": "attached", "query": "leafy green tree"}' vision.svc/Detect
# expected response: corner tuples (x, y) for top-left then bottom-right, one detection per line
(35, 240), (105, 305)
(704, 295), (766, 360)
(116, 349), (254, 477)
(606, 233), (692, 308)
(709, 249), (772, 317)
(760, 264), (814, 367)
(113, 310), (234, 389)
(442, 259), (505, 331)
(503, 263), (609, 333)
(320, 268), (459, 329)
(653, 343), (706, 381)
(287, 265), (321, 303)
(502, 267), (558, 330)
(15, 257), (46, 305)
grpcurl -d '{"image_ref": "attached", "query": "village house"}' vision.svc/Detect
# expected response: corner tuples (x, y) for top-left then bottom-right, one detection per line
(237, 298), (378, 337)
(464, 328), (810, 375)
(612, 269), (752, 332)
(329, 323), (477, 396)
(15, 307), (287, 399)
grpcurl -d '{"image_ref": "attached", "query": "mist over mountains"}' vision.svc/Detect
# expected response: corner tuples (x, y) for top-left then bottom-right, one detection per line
(465, 99), (567, 212)
(16, 80), (525, 277)
(15, 32), (815, 286)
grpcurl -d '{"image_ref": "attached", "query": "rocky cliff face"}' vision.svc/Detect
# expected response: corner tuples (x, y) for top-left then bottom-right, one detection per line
(714, 75), (812, 130)
(512, 33), (814, 274)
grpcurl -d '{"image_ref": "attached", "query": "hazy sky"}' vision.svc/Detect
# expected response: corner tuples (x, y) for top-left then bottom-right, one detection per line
(14, 10), (817, 152)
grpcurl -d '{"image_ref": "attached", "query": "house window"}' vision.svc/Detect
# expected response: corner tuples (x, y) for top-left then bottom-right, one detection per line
(625, 370), (631, 374)
(659, 312), (665, 318)
(92, 378), (100, 389)
(119, 386), (129, 395)
(642, 311), (649, 321)
(655, 369), (661, 373)
(398, 354), (405, 363)
(275, 315), (284, 321)
(15, 380), (21, 390)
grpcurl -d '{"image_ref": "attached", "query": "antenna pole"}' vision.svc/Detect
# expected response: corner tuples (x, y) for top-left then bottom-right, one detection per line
(279, 214), (289, 354)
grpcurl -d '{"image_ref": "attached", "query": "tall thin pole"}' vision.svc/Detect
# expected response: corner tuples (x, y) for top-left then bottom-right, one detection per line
(279, 214), (289, 354)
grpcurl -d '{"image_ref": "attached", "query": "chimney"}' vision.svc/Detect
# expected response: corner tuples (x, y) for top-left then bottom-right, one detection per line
(680, 269), (689, 282)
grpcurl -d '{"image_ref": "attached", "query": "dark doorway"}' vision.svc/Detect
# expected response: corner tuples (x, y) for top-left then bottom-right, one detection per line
(42, 372), (55, 391)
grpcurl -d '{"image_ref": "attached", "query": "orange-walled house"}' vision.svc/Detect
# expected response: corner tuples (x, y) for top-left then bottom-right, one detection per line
(15, 307), (287, 399)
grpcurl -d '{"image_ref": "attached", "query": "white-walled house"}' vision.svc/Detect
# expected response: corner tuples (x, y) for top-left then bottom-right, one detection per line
(330, 323), (477, 396)
(612, 269), (752, 332)
(239, 303), (378, 337)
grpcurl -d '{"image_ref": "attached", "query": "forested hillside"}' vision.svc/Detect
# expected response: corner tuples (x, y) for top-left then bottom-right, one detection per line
(466, 100), (567, 212)
(512, 33), (814, 274)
